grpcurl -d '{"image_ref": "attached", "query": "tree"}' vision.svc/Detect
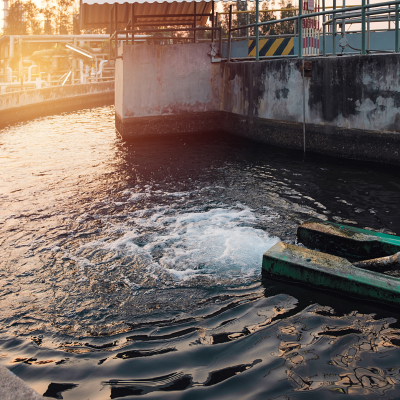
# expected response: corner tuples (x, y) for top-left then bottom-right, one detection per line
(249, 1), (278, 36)
(55, 0), (73, 34)
(41, 0), (56, 34)
(4, 0), (42, 35)
(25, 2), (43, 34)
(276, 0), (295, 34)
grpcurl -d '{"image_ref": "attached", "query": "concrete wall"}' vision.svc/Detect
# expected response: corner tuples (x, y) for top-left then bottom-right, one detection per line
(115, 43), (221, 136)
(221, 31), (400, 58)
(220, 55), (400, 132)
(0, 81), (114, 128)
(116, 43), (400, 164)
(0, 365), (43, 400)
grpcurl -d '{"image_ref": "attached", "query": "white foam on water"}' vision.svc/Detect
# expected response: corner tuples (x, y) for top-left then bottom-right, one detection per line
(144, 207), (280, 280)
(73, 202), (280, 286)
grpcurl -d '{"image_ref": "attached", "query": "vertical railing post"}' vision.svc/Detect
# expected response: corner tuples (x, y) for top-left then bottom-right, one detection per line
(341, 0), (345, 35)
(115, 3), (118, 58)
(109, 4), (113, 61)
(367, 0), (370, 51)
(322, 0), (326, 55)
(131, 4), (135, 45)
(216, 12), (221, 54)
(396, 2), (399, 52)
(361, 0), (366, 54)
(211, 0), (215, 42)
(332, 0), (336, 55)
(227, 4), (232, 61)
(194, 2), (197, 43)
(256, 0), (259, 60)
(299, 0), (303, 58)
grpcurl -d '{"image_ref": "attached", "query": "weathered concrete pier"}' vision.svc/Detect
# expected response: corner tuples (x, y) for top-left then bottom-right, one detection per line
(115, 42), (400, 165)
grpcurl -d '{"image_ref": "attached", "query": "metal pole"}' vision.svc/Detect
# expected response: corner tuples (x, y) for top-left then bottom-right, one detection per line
(212, 1), (215, 42)
(396, 2), (399, 52)
(299, 0), (303, 58)
(115, 3), (118, 58)
(332, 0), (336, 55)
(302, 58), (306, 153)
(367, 0), (370, 51)
(19, 37), (22, 81)
(322, 0), (326, 56)
(109, 5), (113, 61)
(194, 2), (197, 43)
(256, 0), (259, 60)
(228, 4), (232, 61)
(131, 4), (135, 44)
(341, 0), (345, 34)
(362, 0), (366, 54)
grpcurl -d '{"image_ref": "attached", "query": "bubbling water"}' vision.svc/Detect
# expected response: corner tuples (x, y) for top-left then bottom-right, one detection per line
(2, 106), (400, 400)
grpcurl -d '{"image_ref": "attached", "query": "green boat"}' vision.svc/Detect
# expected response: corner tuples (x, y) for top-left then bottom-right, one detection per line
(262, 220), (400, 306)
(297, 219), (400, 260)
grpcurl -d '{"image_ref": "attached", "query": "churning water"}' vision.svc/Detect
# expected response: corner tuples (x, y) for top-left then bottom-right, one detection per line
(2, 106), (400, 399)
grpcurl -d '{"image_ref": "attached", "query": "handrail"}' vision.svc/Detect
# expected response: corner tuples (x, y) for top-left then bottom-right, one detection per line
(109, 26), (223, 60)
(226, 0), (400, 60)
(217, 5), (361, 15)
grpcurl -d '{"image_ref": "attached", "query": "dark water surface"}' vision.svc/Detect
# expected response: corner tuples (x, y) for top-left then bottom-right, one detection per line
(2, 106), (400, 399)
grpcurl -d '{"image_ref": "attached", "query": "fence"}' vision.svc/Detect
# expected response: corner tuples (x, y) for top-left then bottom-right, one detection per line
(227, 0), (400, 60)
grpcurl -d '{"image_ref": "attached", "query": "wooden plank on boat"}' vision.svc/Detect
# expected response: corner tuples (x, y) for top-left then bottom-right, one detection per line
(297, 219), (400, 260)
(262, 242), (400, 306)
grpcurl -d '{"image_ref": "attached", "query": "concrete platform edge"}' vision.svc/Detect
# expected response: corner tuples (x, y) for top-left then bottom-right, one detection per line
(0, 365), (43, 400)
(116, 110), (400, 166)
(0, 90), (114, 129)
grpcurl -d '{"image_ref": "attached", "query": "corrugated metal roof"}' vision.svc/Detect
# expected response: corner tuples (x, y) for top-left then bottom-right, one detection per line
(80, 1), (214, 30)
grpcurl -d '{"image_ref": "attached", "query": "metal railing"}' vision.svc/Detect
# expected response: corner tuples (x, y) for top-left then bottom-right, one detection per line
(226, 0), (400, 60)
(109, 27), (223, 60)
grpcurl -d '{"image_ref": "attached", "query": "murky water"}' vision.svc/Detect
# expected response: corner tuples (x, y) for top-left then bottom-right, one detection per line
(1, 106), (400, 399)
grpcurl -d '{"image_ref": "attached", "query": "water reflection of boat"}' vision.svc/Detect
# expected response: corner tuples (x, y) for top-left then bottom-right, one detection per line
(262, 219), (400, 306)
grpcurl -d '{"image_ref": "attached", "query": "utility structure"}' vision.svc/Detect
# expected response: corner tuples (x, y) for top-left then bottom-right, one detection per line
(80, 0), (400, 167)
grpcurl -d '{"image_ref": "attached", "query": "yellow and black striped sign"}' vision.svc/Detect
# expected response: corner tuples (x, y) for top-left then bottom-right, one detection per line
(248, 38), (294, 57)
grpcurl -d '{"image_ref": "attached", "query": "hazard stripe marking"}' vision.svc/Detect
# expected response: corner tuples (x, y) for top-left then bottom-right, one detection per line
(248, 37), (294, 57)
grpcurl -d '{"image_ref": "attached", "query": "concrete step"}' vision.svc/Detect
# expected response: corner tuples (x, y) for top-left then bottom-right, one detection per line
(297, 219), (400, 260)
(262, 241), (400, 306)
(0, 365), (43, 400)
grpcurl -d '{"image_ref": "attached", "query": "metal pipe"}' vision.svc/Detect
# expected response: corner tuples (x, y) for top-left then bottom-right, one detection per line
(299, 0), (303, 58)
(362, 0), (366, 54)
(228, 5), (233, 62)
(256, 0), (259, 60)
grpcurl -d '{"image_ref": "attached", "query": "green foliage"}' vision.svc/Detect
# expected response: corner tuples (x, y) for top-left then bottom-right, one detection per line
(217, 0), (296, 37)
(4, 0), (42, 35)
(3, 0), (79, 35)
